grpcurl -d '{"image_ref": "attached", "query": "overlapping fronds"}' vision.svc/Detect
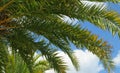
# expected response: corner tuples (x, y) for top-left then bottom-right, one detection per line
(89, 0), (119, 3)
(0, 46), (51, 73)
(22, 16), (113, 72)
(7, 30), (68, 73)
(6, 52), (29, 73)
(6, 0), (120, 37)
(8, 30), (39, 73)
(37, 43), (68, 73)
(33, 55), (50, 73)
(0, 0), (15, 36)
(0, 42), (8, 73)
(0, 0), (120, 73)
(0, 0), (13, 12)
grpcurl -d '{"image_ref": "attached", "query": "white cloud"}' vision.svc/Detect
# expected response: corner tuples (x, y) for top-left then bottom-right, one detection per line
(45, 50), (104, 73)
(113, 51), (120, 67)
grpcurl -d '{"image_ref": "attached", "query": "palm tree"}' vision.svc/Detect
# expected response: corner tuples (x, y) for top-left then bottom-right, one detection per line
(0, 0), (120, 73)
(6, 48), (29, 73)
(4, 47), (51, 73)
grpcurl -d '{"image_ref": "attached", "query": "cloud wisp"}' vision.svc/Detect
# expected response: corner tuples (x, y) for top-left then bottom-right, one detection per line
(113, 51), (120, 67)
(45, 50), (104, 73)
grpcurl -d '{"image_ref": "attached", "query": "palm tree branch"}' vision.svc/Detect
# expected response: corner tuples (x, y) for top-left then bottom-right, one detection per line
(22, 16), (113, 72)
(36, 42), (68, 73)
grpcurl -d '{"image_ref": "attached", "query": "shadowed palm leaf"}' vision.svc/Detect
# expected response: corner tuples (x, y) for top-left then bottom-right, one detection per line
(3, 47), (52, 73)
(0, 0), (120, 73)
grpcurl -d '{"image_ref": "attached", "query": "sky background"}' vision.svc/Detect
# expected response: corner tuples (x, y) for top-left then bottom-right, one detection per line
(45, 2), (120, 73)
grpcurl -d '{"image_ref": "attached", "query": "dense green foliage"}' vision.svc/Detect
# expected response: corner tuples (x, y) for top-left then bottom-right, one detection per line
(3, 47), (50, 73)
(0, 0), (120, 73)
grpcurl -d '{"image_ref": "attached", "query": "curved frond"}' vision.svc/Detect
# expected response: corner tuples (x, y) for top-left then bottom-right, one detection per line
(22, 15), (113, 72)
(0, 42), (8, 73)
(0, 0), (119, 73)
(89, 0), (119, 3)
(37, 43), (68, 73)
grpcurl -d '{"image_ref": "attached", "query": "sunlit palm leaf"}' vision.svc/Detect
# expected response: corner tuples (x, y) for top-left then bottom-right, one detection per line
(0, 0), (120, 73)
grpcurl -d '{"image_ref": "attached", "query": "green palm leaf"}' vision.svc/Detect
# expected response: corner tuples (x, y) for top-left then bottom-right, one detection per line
(1, 0), (120, 73)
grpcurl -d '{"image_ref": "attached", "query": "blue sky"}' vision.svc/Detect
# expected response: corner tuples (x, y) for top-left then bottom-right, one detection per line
(67, 3), (120, 73)
(45, 2), (120, 73)
(80, 21), (120, 73)
(80, 3), (120, 73)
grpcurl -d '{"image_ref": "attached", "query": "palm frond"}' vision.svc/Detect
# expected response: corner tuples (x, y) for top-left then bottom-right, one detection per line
(37, 42), (68, 73)
(0, 0), (14, 12)
(33, 53), (50, 73)
(0, 0), (119, 73)
(0, 42), (8, 73)
(21, 15), (113, 72)
(5, 0), (120, 38)
(89, 0), (119, 3)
